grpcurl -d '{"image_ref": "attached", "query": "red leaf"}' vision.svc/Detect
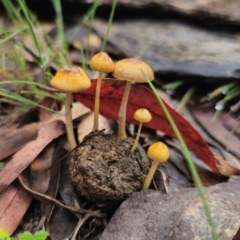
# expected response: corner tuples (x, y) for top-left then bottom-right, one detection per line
(74, 79), (218, 174)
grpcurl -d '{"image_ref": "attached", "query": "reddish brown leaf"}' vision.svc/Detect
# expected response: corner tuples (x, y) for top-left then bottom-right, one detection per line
(74, 79), (218, 173)
(0, 120), (65, 193)
(0, 183), (32, 234)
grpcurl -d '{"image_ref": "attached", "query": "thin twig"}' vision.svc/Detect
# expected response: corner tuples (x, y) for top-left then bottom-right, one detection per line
(18, 174), (105, 218)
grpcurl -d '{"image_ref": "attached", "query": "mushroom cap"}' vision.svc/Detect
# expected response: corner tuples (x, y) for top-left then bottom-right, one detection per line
(50, 66), (91, 93)
(112, 58), (154, 82)
(134, 108), (152, 123)
(89, 52), (115, 73)
(147, 142), (169, 163)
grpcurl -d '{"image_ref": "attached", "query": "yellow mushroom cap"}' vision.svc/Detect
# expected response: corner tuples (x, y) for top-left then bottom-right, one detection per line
(50, 66), (91, 93)
(112, 58), (154, 82)
(89, 52), (115, 73)
(147, 142), (170, 163)
(134, 108), (152, 122)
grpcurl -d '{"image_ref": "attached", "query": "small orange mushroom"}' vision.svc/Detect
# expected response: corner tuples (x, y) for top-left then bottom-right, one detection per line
(90, 52), (114, 131)
(112, 58), (154, 140)
(131, 108), (152, 153)
(50, 66), (91, 149)
(142, 142), (170, 190)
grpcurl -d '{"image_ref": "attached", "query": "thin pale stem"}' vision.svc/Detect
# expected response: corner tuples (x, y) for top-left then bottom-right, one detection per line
(131, 122), (143, 153)
(65, 92), (77, 149)
(92, 72), (103, 131)
(157, 168), (169, 194)
(118, 81), (131, 139)
(142, 160), (159, 190)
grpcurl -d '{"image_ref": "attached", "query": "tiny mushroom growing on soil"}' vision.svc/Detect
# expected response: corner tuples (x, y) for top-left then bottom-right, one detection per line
(90, 52), (115, 131)
(112, 58), (154, 140)
(131, 108), (152, 153)
(143, 141), (170, 190)
(50, 66), (91, 149)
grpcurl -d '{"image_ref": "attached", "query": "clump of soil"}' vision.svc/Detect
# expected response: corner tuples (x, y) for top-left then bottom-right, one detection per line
(70, 130), (149, 202)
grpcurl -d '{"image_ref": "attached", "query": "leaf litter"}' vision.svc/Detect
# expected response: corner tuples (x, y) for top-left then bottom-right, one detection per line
(0, 77), (236, 238)
(0, 120), (65, 193)
(1, 1), (240, 237)
(0, 74), (239, 239)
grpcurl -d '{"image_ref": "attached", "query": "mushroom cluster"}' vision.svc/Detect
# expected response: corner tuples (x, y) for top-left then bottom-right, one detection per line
(50, 53), (167, 203)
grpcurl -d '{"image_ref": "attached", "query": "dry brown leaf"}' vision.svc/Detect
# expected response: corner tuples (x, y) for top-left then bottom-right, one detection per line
(40, 138), (64, 227)
(30, 141), (55, 193)
(101, 182), (240, 240)
(0, 123), (40, 161)
(47, 102), (90, 124)
(0, 183), (32, 234)
(215, 155), (240, 177)
(191, 108), (240, 158)
(77, 112), (112, 141)
(0, 120), (65, 193)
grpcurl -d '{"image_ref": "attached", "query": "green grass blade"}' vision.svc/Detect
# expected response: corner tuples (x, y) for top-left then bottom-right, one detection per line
(100, 0), (117, 52)
(51, 0), (69, 65)
(177, 86), (195, 112)
(20, 90), (64, 102)
(0, 88), (61, 113)
(84, 0), (99, 64)
(146, 79), (219, 240)
(0, 80), (48, 86)
(1, 0), (21, 21)
(67, 3), (100, 44)
(162, 80), (185, 90)
(0, 162), (3, 171)
(0, 26), (28, 45)
(17, 0), (43, 65)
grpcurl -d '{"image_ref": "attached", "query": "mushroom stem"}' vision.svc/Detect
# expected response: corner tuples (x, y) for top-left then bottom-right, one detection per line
(142, 160), (159, 190)
(92, 72), (103, 131)
(65, 92), (77, 149)
(118, 81), (132, 139)
(131, 122), (143, 153)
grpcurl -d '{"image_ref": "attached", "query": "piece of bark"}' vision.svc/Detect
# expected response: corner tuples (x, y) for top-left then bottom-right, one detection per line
(83, 0), (240, 25)
(101, 182), (240, 240)
(93, 19), (240, 80)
